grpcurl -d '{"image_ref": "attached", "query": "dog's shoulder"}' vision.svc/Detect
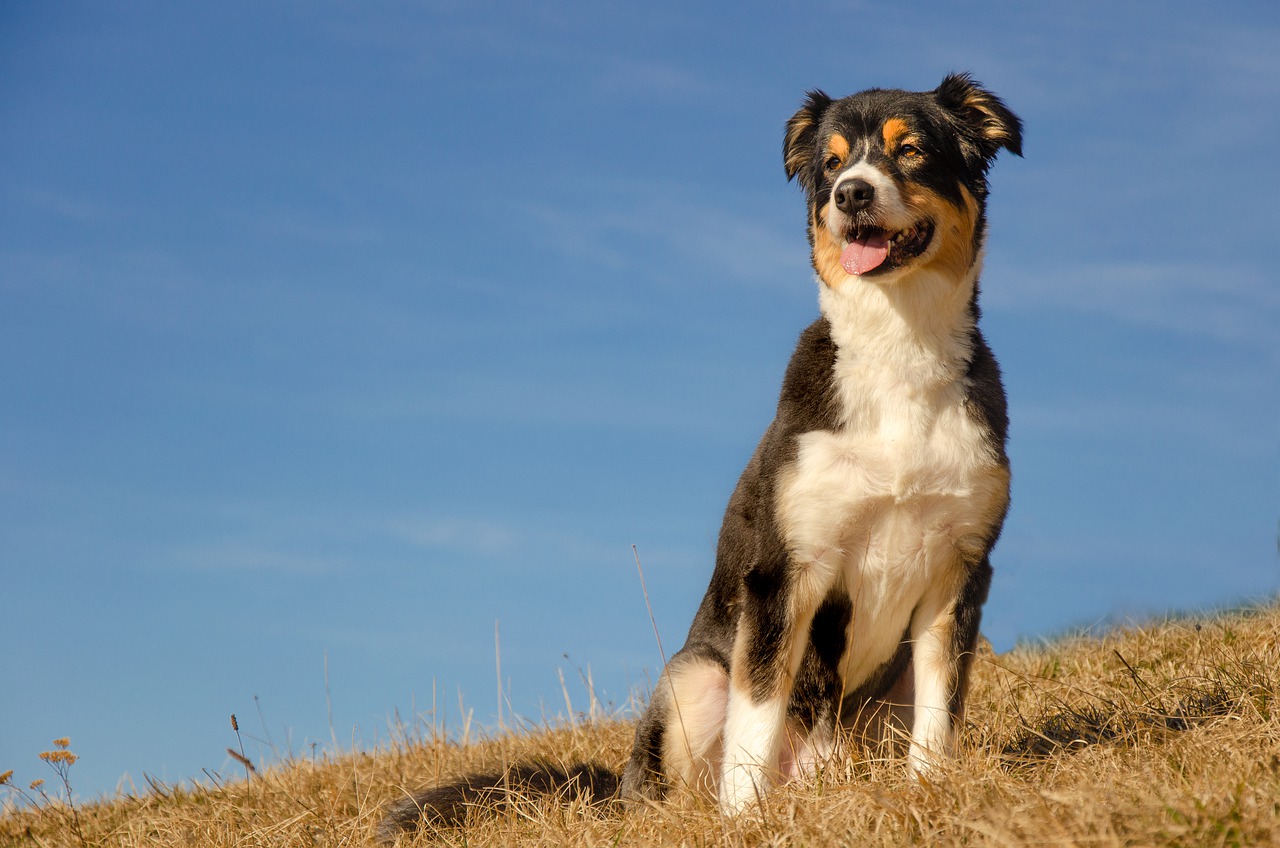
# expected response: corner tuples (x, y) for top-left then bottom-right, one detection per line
(774, 317), (840, 432)
(963, 328), (1010, 453)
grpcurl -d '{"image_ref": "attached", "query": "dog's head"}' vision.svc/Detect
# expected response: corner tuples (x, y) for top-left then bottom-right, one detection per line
(784, 74), (1021, 288)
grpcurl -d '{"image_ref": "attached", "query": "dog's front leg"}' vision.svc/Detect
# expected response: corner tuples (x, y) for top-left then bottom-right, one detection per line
(906, 559), (990, 774)
(906, 600), (958, 773)
(719, 559), (828, 814)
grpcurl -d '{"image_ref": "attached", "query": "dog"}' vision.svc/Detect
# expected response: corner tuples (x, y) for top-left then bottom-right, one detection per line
(379, 72), (1021, 839)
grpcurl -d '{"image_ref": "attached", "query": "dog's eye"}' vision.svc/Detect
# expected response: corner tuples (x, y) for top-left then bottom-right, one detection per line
(899, 144), (922, 159)
(823, 155), (842, 172)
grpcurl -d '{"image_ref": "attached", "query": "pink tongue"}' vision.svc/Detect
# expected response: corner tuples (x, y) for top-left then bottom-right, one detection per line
(840, 235), (889, 276)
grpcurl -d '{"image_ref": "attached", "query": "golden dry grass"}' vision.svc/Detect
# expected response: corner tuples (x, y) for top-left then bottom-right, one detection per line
(5, 602), (1279, 847)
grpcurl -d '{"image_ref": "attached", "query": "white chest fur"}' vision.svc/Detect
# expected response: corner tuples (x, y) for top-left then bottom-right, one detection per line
(776, 270), (1007, 686)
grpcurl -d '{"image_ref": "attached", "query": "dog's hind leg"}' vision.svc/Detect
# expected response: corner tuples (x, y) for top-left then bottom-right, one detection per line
(621, 649), (729, 801)
(661, 652), (730, 794)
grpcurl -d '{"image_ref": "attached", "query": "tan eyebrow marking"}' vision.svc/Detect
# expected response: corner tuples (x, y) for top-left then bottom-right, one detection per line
(882, 118), (910, 152)
(827, 133), (850, 162)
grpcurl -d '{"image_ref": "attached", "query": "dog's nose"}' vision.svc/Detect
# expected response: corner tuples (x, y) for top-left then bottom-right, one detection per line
(833, 178), (875, 214)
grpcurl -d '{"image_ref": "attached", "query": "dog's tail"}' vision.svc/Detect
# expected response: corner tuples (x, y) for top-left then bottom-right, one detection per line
(376, 760), (620, 843)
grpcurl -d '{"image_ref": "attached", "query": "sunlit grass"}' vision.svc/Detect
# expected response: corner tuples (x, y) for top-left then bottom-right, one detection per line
(4, 602), (1278, 846)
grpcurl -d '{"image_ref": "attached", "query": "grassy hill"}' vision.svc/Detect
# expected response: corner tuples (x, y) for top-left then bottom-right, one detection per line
(5, 602), (1279, 846)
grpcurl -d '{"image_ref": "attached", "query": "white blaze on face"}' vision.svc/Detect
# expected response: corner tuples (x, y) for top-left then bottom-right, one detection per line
(827, 162), (912, 276)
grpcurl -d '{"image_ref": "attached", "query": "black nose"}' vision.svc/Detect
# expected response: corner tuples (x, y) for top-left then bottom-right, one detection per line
(833, 178), (875, 214)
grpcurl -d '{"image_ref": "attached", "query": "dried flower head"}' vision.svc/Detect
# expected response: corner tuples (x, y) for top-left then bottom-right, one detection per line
(39, 750), (79, 766)
(53, 738), (71, 749)
(0, 769), (12, 785)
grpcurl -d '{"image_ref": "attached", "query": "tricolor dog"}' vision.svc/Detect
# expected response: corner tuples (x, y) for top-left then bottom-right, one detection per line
(380, 73), (1021, 838)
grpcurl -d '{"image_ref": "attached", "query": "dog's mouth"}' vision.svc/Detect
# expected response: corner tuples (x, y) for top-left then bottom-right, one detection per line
(839, 219), (934, 276)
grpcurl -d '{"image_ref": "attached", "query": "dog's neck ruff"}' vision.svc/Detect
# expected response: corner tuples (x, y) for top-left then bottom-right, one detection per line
(819, 263), (983, 362)
(818, 259), (983, 430)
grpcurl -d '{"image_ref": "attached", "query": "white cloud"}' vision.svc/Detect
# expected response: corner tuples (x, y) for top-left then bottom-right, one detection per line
(161, 541), (345, 575)
(589, 56), (726, 102)
(12, 184), (122, 224)
(385, 512), (706, 580)
(390, 515), (521, 559)
(518, 180), (806, 289)
(987, 260), (1280, 357)
(247, 210), (385, 245)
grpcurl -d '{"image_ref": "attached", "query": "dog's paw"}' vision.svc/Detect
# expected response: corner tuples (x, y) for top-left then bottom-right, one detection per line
(907, 740), (946, 780)
(718, 761), (767, 815)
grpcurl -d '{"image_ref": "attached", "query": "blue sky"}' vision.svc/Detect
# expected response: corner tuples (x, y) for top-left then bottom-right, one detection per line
(3, 1), (1277, 801)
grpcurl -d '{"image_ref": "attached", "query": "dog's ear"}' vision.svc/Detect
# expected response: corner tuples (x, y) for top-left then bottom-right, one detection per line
(935, 73), (1023, 160)
(784, 90), (833, 189)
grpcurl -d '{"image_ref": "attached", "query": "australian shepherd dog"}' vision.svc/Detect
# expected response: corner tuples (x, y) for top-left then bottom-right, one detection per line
(379, 73), (1021, 840)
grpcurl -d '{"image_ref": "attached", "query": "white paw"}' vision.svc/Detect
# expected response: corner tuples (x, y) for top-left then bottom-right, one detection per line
(907, 741), (943, 779)
(718, 761), (767, 815)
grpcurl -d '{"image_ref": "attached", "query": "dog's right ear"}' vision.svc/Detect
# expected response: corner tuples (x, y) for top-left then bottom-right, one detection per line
(783, 90), (833, 190)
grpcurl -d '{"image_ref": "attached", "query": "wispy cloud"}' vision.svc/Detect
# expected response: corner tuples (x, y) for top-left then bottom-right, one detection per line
(384, 511), (711, 584)
(1011, 391), (1277, 459)
(0, 247), (206, 326)
(987, 260), (1280, 357)
(589, 55), (727, 102)
(159, 541), (346, 575)
(10, 184), (122, 224)
(389, 515), (522, 560)
(247, 210), (386, 245)
(519, 180), (805, 289)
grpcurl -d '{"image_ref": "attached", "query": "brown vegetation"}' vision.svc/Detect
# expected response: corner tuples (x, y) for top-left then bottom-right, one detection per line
(5, 602), (1279, 846)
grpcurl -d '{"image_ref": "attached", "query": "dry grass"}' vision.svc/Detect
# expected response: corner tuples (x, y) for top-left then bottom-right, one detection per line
(5, 602), (1279, 847)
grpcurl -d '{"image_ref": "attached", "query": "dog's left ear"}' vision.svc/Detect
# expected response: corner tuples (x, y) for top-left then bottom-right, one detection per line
(935, 73), (1023, 160)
